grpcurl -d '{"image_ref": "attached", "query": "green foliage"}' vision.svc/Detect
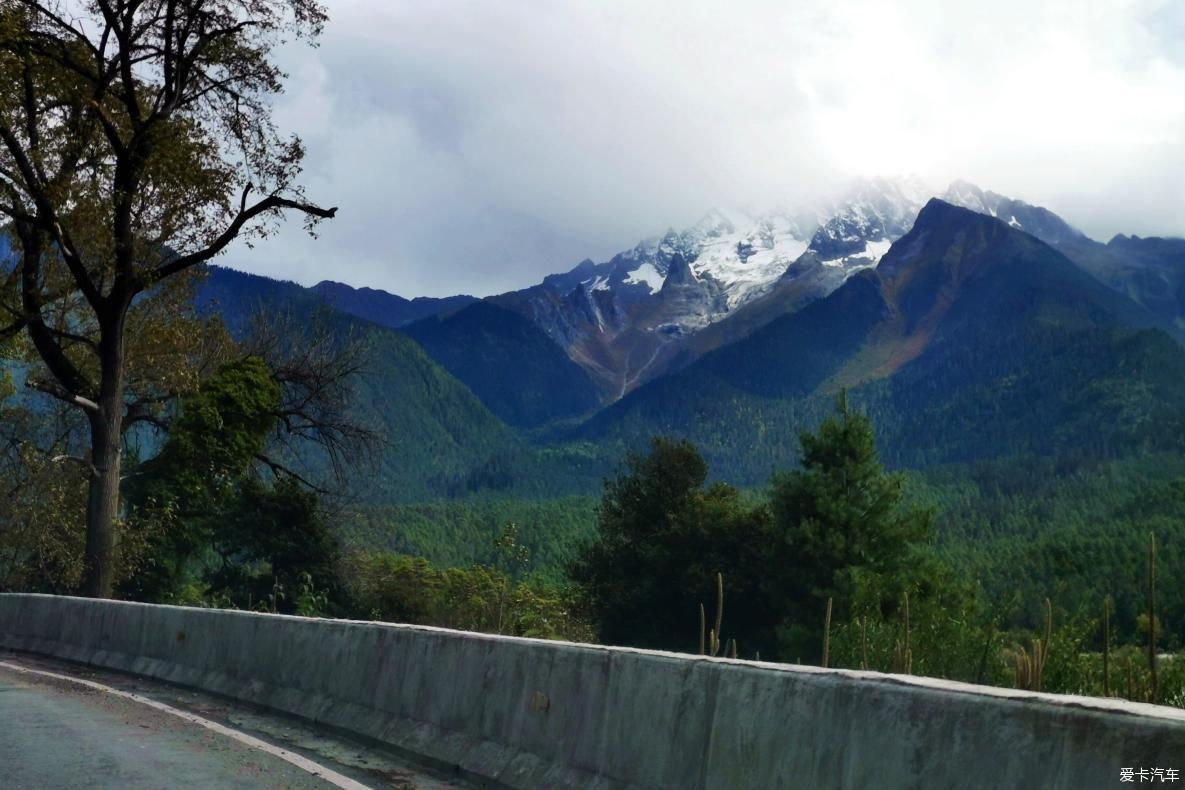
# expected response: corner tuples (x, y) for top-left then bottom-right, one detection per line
(342, 549), (593, 642)
(0, 443), (90, 593)
(492, 522), (531, 579)
(922, 454), (1185, 648)
(569, 437), (775, 654)
(123, 357), (282, 600)
(202, 477), (341, 613)
(166, 357), (282, 478)
(300, 578), (329, 616)
(0, 356), (97, 593)
(1149, 531), (1160, 703)
(570, 401), (949, 661)
(339, 495), (598, 583)
(120, 356), (342, 613)
(768, 391), (935, 658)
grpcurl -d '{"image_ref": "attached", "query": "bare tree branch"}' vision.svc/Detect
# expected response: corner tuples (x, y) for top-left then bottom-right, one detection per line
(240, 305), (379, 494)
(26, 378), (99, 413)
(153, 194), (337, 282)
(254, 453), (332, 496)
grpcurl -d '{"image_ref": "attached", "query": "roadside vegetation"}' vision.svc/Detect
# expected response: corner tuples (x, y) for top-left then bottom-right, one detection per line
(563, 393), (1185, 706)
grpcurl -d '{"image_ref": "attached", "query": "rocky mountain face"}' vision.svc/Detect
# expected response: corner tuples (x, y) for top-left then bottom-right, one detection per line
(1041, 233), (1185, 331)
(940, 180), (1091, 248)
(1091, 235), (1185, 329)
(938, 181), (1185, 331)
(572, 200), (1185, 481)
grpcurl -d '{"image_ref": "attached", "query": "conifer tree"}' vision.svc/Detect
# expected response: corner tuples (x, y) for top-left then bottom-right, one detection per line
(769, 390), (933, 629)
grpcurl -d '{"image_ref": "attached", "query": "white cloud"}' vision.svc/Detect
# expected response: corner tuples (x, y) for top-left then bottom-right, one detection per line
(229, 0), (1185, 296)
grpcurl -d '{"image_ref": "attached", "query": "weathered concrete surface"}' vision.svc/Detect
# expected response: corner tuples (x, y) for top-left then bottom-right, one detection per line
(0, 652), (469, 789)
(0, 660), (346, 789)
(1, 593), (1183, 789)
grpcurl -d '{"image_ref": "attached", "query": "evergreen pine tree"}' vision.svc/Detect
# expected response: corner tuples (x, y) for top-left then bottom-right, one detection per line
(769, 390), (933, 649)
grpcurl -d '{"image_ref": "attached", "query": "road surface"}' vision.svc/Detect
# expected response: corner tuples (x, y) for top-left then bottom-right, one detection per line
(0, 651), (469, 789)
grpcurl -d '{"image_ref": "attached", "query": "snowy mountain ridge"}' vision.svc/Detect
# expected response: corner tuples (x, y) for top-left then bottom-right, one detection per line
(485, 176), (1082, 399)
(564, 175), (932, 330)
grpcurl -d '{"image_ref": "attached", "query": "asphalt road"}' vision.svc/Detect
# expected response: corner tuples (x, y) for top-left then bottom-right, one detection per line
(0, 652), (469, 790)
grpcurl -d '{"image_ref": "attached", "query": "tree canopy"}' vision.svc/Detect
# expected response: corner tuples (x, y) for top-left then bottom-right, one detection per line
(568, 437), (774, 654)
(769, 390), (934, 615)
(570, 395), (936, 660)
(768, 390), (936, 657)
(0, 0), (335, 595)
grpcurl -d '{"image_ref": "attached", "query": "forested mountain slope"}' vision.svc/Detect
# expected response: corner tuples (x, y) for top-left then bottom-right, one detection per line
(311, 280), (477, 329)
(198, 267), (521, 501)
(403, 301), (604, 428)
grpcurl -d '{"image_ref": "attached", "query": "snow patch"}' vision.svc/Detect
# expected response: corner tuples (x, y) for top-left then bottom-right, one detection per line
(687, 218), (810, 308)
(624, 263), (665, 292)
(864, 239), (894, 261)
(819, 238), (894, 270)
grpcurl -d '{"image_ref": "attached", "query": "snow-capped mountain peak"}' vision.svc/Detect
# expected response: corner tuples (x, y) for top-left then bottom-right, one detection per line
(491, 176), (1103, 401)
(687, 208), (737, 239)
(523, 176), (953, 374)
(573, 208), (812, 315)
(565, 175), (936, 324)
(943, 179), (997, 215)
(802, 175), (932, 271)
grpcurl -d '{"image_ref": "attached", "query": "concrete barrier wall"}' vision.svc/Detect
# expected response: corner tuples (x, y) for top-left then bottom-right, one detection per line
(1, 593), (1183, 789)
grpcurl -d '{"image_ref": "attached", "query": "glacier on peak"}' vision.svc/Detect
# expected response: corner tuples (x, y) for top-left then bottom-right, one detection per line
(569, 175), (937, 321)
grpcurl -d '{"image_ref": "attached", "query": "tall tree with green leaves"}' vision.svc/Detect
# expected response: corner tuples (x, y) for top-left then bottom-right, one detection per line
(0, 0), (334, 596)
(205, 475), (339, 613)
(769, 391), (934, 653)
(569, 437), (774, 653)
(122, 353), (345, 609)
(122, 355), (281, 600)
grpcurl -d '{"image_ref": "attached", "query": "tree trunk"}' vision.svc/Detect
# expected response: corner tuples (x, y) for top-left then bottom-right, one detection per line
(81, 325), (126, 598)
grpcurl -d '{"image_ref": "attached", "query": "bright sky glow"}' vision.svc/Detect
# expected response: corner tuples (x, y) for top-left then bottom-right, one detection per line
(231, 0), (1185, 297)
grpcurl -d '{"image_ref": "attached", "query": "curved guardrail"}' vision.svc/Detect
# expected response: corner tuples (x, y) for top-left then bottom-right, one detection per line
(2, 593), (1183, 789)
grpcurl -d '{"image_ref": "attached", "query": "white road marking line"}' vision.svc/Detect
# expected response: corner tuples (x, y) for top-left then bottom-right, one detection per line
(0, 660), (373, 790)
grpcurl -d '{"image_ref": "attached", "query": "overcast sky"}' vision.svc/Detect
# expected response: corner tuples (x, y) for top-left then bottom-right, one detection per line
(228, 0), (1185, 298)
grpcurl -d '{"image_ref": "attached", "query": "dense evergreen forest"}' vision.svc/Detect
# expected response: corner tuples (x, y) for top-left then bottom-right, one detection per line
(345, 400), (1185, 705)
(350, 447), (1185, 706)
(347, 450), (1185, 648)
